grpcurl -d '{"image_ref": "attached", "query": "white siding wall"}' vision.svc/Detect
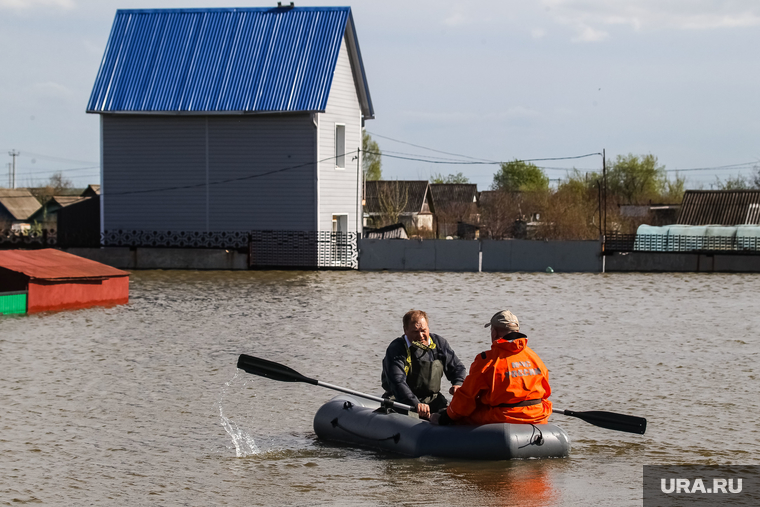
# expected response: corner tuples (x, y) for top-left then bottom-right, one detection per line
(317, 34), (363, 233)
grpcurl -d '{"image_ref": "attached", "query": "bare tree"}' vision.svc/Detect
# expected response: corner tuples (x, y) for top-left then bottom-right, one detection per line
(435, 201), (476, 238)
(377, 181), (409, 227)
(479, 190), (524, 239)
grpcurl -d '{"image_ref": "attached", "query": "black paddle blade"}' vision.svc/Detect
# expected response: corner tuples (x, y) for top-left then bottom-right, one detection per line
(565, 409), (647, 434)
(237, 354), (318, 385)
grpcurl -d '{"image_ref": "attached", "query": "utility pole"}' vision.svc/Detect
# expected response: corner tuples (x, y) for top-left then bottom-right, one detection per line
(8, 150), (19, 189)
(602, 148), (607, 237)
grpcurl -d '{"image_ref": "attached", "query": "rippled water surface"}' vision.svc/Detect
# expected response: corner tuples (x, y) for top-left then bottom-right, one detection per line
(1, 271), (759, 505)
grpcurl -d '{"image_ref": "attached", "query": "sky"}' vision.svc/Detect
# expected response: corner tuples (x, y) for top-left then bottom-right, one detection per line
(1, 0), (759, 190)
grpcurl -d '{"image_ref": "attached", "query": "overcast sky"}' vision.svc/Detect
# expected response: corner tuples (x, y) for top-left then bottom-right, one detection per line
(1, 0), (759, 190)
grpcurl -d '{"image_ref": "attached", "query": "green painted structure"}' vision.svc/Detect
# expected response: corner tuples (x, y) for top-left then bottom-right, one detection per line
(0, 291), (27, 315)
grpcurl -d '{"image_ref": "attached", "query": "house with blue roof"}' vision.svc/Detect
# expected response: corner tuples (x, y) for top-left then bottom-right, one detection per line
(87, 6), (374, 241)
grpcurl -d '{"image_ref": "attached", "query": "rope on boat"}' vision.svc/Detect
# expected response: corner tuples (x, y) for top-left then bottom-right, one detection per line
(330, 417), (401, 444)
(518, 424), (544, 448)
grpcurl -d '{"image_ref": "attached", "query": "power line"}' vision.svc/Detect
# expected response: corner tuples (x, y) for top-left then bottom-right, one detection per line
(1, 150), (99, 166)
(380, 148), (493, 164)
(15, 166), (100, 176)
(363, 150), (602, 165)
(108, 154), (341, 197)
(666, 161), (758, 173)
(366, 131), (497, 162)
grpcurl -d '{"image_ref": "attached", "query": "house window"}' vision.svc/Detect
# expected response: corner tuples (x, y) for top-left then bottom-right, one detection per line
(335, 124), (345, 169)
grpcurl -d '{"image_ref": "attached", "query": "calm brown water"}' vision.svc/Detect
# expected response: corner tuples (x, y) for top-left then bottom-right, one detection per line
(1, 271), (759, 506)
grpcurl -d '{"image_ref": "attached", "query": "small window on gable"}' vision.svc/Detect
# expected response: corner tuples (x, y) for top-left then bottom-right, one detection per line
(335, 124), (345, 169)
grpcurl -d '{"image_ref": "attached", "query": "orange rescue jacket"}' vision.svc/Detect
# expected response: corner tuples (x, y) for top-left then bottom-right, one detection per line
(447, 334), (552, 425)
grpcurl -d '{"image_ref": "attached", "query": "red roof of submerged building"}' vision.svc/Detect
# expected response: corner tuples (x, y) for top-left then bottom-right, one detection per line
(0, 249), (128, 280)
(0, 249), (129, 313)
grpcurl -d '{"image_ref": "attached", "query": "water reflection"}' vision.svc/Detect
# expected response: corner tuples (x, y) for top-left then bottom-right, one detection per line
(378, 458), (562, 507)
(2, 270), (758, 506)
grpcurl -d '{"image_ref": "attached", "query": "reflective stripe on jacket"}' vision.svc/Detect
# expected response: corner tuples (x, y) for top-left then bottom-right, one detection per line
(447, 334), (552, 425)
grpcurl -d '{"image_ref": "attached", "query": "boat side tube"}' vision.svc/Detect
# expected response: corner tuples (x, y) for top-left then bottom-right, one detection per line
(313, 395), (570, 460)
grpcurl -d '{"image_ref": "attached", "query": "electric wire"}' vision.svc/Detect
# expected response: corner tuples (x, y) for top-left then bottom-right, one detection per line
(363, 151), (602, 165)
(107, 154), (343, 197)
(365, 131), (496, 162)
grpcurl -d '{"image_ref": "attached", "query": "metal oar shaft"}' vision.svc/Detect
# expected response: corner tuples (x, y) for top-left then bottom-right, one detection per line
(317, 381), (415, 412)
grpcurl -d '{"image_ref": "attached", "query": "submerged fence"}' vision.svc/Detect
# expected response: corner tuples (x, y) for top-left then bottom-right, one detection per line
(0, 229), (359, 269)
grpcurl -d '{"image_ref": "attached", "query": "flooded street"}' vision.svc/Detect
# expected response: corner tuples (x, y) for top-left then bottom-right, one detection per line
(1, 270), (759, 506)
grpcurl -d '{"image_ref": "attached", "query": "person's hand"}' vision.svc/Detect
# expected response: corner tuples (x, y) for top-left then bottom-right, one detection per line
(417, 403), (430, 419)
(429, 413), (440, 425)
(449, 385), (460, 395)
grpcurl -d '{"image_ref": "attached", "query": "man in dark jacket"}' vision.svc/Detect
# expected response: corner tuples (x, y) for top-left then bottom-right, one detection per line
(381, 310), (466, 419)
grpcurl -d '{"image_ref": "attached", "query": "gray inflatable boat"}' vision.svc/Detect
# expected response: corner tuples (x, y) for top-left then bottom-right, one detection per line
(313, 394), (571, 460)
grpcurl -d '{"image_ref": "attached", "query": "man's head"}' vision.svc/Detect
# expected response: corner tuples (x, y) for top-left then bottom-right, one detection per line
(484, 310), (519, 342)
(403, 309), (430, 345)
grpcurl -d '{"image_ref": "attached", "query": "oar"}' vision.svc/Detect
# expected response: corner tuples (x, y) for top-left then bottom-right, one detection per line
(236, 354), (416, 413)
(552, 408), (647, 434)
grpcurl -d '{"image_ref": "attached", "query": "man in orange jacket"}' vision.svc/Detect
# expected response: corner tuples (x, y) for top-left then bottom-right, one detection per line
(431, 310), (552, 426)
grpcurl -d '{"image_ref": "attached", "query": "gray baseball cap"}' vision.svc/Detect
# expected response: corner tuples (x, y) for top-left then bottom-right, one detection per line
(484, 310), (519, 331)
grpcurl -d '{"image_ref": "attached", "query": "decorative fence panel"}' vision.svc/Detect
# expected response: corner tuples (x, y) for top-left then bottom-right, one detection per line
(0, 229), (57, 249)
(102, 230), (249, 250)
(1, 228), (359, 269)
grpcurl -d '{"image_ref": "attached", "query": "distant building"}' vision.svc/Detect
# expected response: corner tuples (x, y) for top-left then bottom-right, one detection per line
(0, 249), (128, 314)
(620, 204), (680, 226)
(363, 180), (432, 232)
(677, 190), (760, 225)
(29, 195), (89, 228)
(87, 7), (374, 242)
(0, 189), (42, 231)
(428, 183), (479, 238)
(82, 185), (100, 198)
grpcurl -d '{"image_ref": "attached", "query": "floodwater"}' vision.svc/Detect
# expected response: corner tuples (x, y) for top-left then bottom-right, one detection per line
(1, 270), (759, 506)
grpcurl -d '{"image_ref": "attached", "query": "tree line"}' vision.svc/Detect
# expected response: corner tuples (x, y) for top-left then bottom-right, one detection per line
(362, 131), (759, 239)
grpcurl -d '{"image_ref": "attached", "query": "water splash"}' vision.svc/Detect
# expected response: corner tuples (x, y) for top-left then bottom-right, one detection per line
(219, 371), (259, 457)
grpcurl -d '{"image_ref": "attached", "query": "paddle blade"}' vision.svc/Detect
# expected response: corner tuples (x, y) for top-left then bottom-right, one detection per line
(237, 354), (318, 385)
(564, 409), (647, 434)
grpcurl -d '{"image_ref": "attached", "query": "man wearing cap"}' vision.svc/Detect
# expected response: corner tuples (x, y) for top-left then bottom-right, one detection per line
(381, 310), (467, 420)
(431, 310), (552, 426)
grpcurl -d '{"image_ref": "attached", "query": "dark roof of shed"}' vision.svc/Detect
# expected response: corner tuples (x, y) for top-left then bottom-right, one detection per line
(52, 196), (89, 208)
(677, 190), (760, 225)
(29, 196), (91, 222)
(364, 180), (429, 214)
(429, 184), (478, 209)
(0, 189), (43, 221)
(478, 190), (519, 207)
(0, 249), (128, 280)
(88, 7), (374, 118)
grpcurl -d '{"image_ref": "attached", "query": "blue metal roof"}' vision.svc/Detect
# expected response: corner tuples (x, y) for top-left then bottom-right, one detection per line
(87, 7), (374, 117)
